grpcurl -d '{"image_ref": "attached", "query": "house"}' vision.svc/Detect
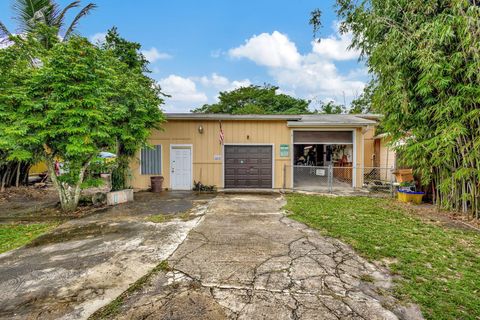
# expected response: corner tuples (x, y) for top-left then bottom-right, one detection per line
(129, 113), (397, 191)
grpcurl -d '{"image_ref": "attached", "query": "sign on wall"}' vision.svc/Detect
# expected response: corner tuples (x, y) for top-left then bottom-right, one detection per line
(280, 144), (289, 157)
(214, 155), (222, 161)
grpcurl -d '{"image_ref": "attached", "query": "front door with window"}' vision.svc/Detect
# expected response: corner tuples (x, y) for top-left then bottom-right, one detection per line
(170, 145), (192, 190)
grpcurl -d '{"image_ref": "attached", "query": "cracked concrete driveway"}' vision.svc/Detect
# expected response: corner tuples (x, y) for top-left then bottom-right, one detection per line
(112, 193), (422, 320)
(0, 192), (214, 320)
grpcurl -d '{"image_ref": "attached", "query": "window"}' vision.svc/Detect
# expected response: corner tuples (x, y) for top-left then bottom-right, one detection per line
(141, 145), (162, 175)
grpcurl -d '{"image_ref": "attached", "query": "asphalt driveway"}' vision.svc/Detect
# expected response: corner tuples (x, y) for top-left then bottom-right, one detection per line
(108, 194), (422, 320)
(0, 192), (215, 320)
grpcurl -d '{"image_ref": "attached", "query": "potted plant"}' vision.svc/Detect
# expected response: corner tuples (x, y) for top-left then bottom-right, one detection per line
(397, 181), (424, 204)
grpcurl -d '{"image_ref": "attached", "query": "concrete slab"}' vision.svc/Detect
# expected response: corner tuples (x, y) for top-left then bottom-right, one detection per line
(111, 194), (423, 320)
(0, 191), (215, 320)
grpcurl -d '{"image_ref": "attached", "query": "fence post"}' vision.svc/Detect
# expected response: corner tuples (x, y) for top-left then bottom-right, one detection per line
(390, 166), (395, 198)
(328, 164), (333, 193)
(283, 164), (286, 190)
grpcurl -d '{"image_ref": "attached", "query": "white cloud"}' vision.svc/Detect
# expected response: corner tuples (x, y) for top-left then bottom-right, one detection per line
(158, 73), (252, 112)
(0, 35), (15, 49)
(197, 73), (251, 91)
(311, 31), (360, 61)
(89, 32), (106, 44)
(227, 28), (366, 107)
(141, 47), (171, 63)
(229, 31), (301, 69)
(158, 75), (208, 112)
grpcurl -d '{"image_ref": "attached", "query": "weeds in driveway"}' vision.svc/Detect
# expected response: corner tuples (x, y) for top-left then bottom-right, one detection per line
(89, 260), (172, 319)
(284, 194), (480, 320)
(0, 223), (59, 254)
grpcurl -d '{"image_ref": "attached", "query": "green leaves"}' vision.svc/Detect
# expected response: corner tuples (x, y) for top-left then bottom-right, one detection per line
(1, 29), (165, 209)
(337, 0), (480, 217)
(192, 84), (310, 114)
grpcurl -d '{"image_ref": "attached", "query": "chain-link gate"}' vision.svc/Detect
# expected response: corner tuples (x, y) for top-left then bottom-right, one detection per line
(287, 165), (395, 196)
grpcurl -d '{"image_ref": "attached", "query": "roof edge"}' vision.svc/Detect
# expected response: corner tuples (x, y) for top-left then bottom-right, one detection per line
(165, 113), (302, 121)
(287, 121), (376, 128)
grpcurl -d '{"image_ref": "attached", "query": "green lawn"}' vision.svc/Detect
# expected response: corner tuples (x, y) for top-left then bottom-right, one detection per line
(284, 194), (480, 320)
(0, 223), (58, 254)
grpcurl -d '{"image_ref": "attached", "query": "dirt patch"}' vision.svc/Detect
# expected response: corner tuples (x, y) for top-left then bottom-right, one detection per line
(0, 186), (109, 223)
(0, 187), (59, 218)
(25, 222), (127, 247)
(389, 201), (480, 233)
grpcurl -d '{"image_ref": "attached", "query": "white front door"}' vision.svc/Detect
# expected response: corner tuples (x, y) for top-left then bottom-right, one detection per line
(170, 146), (192, 190)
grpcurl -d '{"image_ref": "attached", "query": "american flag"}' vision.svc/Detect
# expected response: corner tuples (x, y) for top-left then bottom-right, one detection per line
(219, 121), (224, 145)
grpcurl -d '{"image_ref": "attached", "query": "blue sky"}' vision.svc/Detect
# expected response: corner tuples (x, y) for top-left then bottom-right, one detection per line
(0, 0), (369, 112)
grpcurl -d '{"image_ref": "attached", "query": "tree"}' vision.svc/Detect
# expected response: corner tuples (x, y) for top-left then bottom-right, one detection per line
(102, 27), (165, 190)
(0, 33), (42, 191)
(21, 36), (121, 211)
(0, 0), (97, 191)
(349, 81), (374, 114)
(0, 0), (96, 47)
(1, 27), (164, 210)
(314, 100), (345, 114)
(318, 1), (480, 218)
(192, 85), (311, 114)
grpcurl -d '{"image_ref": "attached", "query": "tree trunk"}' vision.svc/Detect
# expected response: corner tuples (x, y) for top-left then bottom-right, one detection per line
(15, 162), (21, 188)
(45, 157), (90, 212)
(1, 166), (10, 192)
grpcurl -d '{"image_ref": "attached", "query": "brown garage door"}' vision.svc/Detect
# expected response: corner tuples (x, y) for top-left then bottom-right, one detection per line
(224, 145), (273, 188)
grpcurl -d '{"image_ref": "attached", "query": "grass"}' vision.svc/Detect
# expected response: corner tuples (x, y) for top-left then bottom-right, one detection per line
(89, 260), (172, 319)
(284, 194), (480, 320)
(0, 223), (58, 254)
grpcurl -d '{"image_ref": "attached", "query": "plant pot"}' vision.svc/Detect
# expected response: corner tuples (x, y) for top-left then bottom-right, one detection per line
(398, 190), (424, 204)
(150, 176), (164, 193)
(106, 189), (134, 205)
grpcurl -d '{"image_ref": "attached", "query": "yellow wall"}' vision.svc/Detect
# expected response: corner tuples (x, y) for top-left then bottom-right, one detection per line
(130, 120), (371, 190)
(30, 161), (48, 174)
(379, 137), (395, 169)
(363, 126), (376, 168)
(130, 120), (293, 190)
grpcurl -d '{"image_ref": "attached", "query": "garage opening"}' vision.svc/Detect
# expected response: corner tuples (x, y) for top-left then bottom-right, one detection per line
(293, 131), (354, 191)
(224, 145), (273, 189)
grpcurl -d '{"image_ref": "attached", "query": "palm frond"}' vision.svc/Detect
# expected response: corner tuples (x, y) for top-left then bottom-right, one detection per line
(63, 3), (97, 40)
(53, 1), (80, 29)
(0, 21), (12, 39)
(12, 0), (51, 32)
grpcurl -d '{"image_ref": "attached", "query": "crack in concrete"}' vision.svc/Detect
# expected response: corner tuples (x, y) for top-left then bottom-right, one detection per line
(113, 194), (423, 320)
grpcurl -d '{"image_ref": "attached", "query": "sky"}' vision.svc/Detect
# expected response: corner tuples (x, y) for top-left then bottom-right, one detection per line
(0, 0), (369, 113)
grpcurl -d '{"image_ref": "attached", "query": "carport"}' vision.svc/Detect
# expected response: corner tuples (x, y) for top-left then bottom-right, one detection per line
(291, 130), (354, 191)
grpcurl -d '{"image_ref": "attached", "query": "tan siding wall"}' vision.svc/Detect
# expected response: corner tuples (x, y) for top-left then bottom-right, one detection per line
(130, 120), (293, 190)
(130, 120), (371, 190)
(363, 127), (375, 167)
(379, 137), (396, 179)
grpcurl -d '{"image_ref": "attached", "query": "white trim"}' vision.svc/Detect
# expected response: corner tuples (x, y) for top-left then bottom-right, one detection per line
(287, 122), (374, 127)
(139, 144), (163, 176)
(222, 143), (275, 189)
(352, 129), (357, 188)
(293, 142), (353, 145)
(169, 144), (193, 190)
(290, 129), (294, 189)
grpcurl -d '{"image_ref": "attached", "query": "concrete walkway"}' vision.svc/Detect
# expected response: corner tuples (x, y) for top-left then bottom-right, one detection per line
(0, 192), (214, 320)
(113, 194), (422, 320)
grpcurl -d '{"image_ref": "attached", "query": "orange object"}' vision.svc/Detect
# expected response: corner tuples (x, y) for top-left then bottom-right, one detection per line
(393, 169), (414, 182)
